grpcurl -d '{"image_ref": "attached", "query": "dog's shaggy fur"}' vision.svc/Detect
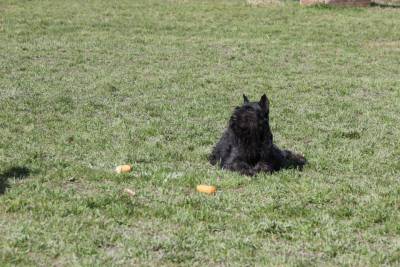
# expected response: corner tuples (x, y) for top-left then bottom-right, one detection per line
(209, 94), (306, 176)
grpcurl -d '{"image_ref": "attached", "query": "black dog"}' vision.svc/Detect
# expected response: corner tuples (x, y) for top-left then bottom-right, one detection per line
(209, 94), (306, 176)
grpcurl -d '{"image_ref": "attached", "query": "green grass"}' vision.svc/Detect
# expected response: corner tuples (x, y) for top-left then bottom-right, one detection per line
(1, 0), (400, 265)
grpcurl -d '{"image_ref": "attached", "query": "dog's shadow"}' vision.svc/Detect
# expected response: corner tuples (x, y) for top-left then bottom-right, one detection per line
(0, 166), (31, 195)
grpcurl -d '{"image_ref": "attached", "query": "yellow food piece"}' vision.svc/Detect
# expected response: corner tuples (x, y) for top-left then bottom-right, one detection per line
(115, 165), (132, 173)
(196, 184), (217, 194)
(123, 188), (136, 196)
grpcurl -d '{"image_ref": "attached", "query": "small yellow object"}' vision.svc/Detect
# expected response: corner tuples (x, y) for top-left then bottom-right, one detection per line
(123, 188), (136, 196)
(196, 184), (217, 194)
(115, 165), (132, 174)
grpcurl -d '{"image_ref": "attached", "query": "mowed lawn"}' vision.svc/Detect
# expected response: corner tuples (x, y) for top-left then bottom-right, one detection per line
(1, 0), (400, 265)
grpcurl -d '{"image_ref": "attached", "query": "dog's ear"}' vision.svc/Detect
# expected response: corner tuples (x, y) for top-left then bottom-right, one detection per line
(259, 94), (269, 110)
(243, 94), (249, 104)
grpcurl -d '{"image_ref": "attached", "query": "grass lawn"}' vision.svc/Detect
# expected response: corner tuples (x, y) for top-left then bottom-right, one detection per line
(1, 0), (400, 265)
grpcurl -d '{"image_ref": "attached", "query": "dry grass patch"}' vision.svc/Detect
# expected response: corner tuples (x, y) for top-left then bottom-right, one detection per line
(364, 41), (400, 51)
(246, 0), (284, 6)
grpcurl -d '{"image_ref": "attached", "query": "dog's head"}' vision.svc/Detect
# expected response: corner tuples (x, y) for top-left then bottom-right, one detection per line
(229, 94), (273, 142)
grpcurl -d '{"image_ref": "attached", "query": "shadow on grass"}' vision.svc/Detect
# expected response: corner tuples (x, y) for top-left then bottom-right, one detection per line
(0, 166), (31, 195)
(370, 2), (400, 8)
